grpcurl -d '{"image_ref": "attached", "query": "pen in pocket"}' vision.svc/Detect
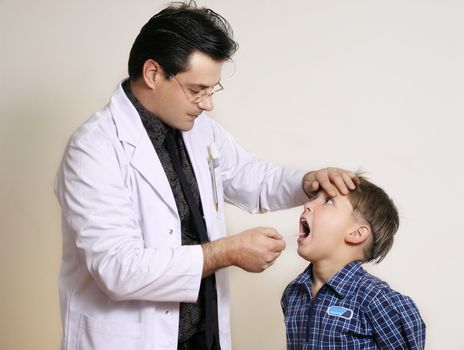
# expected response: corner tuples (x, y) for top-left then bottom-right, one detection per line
(208, 143), (220, 211)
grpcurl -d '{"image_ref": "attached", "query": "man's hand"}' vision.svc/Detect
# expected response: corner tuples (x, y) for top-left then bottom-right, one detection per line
(202, 227), (286, 277)
(229, 227), (286, 273)
(303, 167), (359, 198)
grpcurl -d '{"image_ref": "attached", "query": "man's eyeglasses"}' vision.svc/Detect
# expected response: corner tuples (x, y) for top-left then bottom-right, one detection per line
(171, 75), (224, 104)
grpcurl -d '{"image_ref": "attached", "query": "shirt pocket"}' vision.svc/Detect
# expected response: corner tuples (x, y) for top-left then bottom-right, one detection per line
(76, 313), (144, 350)
(330, 314), (374, 346)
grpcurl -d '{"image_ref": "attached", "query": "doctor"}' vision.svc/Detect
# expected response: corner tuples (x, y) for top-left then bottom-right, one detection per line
(55, 2), (358, 350)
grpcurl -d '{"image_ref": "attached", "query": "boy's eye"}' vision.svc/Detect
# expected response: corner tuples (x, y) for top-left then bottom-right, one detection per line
(324, 198), (334, 205)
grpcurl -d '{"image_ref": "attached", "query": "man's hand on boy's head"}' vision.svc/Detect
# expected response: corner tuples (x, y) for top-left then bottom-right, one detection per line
(303, 167), (359, 198)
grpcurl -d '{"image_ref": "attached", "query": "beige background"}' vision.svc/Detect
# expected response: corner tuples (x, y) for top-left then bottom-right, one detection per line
(1, 0), (463, 349)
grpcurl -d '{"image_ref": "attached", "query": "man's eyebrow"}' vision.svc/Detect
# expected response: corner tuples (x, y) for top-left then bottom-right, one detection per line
(189, 80), (221, 89)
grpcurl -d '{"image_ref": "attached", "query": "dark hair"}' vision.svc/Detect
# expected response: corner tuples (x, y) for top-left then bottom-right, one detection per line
(348, 175), (399, 264)
(128, 0), (238, 80)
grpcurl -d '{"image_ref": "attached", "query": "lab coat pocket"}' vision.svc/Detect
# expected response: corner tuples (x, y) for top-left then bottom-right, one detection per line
(76, 314), (144, 350)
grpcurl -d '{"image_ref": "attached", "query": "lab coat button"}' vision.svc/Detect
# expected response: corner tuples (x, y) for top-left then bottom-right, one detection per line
(168, 229), (173, 235)
(165, 310), (170, 315)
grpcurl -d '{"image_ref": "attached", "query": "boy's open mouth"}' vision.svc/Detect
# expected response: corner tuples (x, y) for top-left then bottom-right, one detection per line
(299, 217), (311, 239)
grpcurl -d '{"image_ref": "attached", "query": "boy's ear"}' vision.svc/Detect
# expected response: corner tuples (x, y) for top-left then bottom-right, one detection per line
(345, 224), (371, 245)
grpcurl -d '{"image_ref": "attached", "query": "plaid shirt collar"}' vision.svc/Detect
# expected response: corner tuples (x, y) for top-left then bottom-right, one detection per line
(293, 260), (365, 299)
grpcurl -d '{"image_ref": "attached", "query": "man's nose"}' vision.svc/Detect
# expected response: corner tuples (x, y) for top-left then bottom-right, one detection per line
(197, 95), (214, 111)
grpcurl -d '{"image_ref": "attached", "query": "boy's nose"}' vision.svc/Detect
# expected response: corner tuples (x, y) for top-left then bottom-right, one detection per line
(303, 201), (314, 212)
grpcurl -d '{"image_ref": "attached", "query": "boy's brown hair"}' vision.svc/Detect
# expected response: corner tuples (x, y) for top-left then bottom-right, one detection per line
(348, 175), (399, 263)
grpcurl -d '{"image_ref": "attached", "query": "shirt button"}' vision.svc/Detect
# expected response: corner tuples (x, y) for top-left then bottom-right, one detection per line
(165, 310), (170, 315)
(168, 229), (173, 235)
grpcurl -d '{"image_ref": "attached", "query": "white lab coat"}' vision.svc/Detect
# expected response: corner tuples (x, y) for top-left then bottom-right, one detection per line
(55, 82), (307, 350)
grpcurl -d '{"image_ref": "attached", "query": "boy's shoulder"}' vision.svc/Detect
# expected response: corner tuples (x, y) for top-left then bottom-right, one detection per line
(355, 267), (417, 312)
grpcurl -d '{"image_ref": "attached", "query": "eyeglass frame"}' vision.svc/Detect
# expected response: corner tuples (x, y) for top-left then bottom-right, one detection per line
(169, 74), (224, 104)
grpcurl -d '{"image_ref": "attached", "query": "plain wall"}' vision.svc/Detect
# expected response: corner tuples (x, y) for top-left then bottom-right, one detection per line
(1, 0), (463, 349)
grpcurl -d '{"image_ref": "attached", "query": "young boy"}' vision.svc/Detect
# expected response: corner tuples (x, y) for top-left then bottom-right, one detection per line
(281, 175), (425, 349)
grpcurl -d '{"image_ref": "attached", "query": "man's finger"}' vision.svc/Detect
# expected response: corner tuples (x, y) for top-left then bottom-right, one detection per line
(269, 237), (286, 252)
(266, 251), (281, 264)
(330, 174), (349, 195)
(317, 177), (337, 197)
(303, 179), (320, 196)
(342, 172), (358, 190)
(311, 181), (319, 191)
(266, 230), (283, 240)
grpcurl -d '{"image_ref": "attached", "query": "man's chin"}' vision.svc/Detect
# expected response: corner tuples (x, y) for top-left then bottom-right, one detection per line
(176, 120), (195, 132)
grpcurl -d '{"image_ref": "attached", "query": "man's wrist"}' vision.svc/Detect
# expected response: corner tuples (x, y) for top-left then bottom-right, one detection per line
(202, 236), (236, 277)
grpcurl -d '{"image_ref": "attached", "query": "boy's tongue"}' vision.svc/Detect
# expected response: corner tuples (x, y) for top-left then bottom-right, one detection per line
(297, 232), (308, 244)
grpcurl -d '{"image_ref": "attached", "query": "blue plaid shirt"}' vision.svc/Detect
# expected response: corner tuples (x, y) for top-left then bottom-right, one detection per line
(281, 261), (425, 349)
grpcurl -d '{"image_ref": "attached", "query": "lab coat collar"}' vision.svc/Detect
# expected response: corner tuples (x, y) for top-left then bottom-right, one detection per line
(109, 81), (143, 147)
(109, 81), (178, 215)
